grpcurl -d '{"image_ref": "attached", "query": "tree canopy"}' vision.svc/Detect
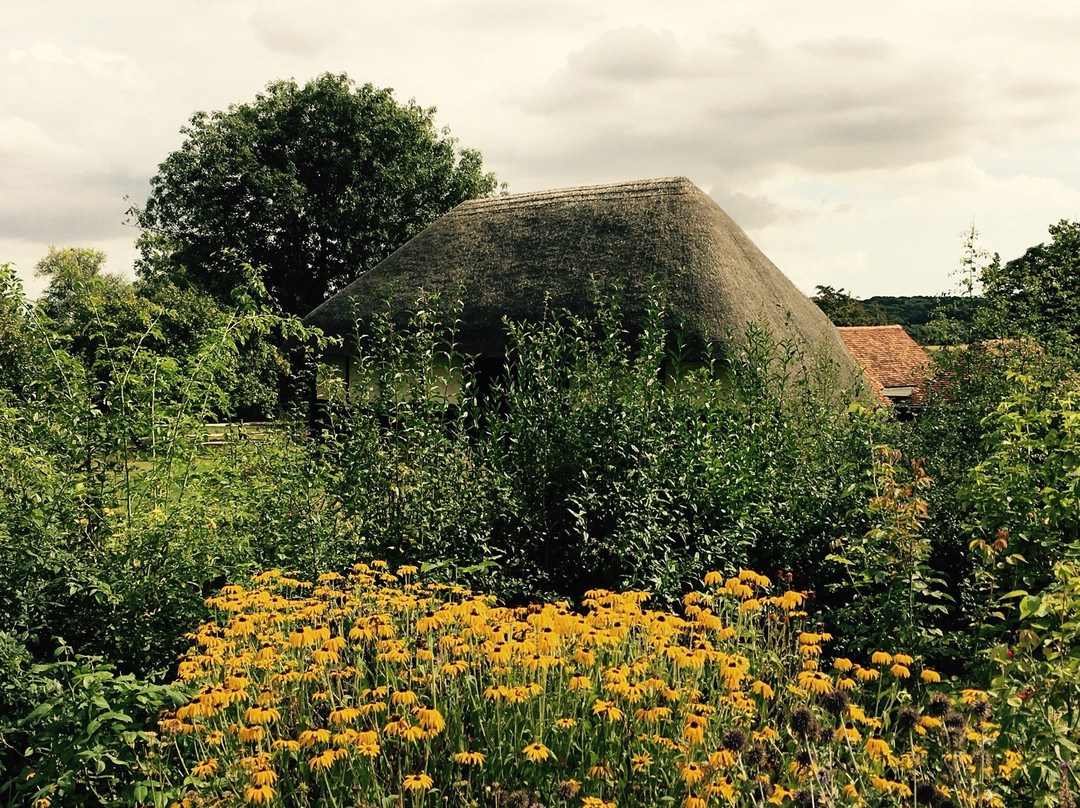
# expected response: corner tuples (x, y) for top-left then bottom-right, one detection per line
(131, 73), (499, 315)
(810, 285), (889, 327)
(980, 219), (1080, 353)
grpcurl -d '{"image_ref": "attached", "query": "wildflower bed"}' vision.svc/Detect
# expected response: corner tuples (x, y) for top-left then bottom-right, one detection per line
(161, 563), (1021, 807)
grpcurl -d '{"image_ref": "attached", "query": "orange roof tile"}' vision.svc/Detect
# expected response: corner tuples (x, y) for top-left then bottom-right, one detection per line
(836, 325), (933, 405)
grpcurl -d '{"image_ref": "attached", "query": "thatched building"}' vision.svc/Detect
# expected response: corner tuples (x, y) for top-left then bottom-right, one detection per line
(304, 177), (858, 395)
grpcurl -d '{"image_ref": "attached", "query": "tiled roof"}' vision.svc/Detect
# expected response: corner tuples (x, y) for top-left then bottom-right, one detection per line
(837, 325), (933, 405)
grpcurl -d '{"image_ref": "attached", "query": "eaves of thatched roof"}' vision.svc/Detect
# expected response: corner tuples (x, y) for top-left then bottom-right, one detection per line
(304, 177), (857, 378)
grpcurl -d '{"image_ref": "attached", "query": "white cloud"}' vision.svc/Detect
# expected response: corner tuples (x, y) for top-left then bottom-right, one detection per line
(2, 0), (1080, 300)
(249, 0), (344, 56)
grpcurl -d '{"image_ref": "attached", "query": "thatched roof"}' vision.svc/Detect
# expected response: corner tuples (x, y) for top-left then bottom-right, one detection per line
(304, 177), (857, 376)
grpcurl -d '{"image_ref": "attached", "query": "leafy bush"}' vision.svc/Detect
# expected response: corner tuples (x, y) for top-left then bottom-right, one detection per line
(988, 562), (1080, 807)
(1, 648), (187, 808)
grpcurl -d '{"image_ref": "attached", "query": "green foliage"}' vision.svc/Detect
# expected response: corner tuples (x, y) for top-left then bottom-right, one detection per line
(965, 372), (1080, 601)
(989, 562), (1080, 807)
(131, 73), (499, 314)
(1, 649), (186, 808)
(811, 285), (889, 326)
(827, 440), (951, 659)
(0, 264), (47, 395)
(980, 219), (1080, 354)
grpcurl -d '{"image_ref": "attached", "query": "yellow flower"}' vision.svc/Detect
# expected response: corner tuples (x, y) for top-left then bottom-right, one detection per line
(680, 762), (706, 785)
(865, 736), (891, 760)
(683, 714), (708, 745)
(299, 728), (332, 746)
(631, 752), (653, 772)
(415, 706), (446, 733)
(193, 758), (218, 778)
(237, 725), (265, 743)
(556, 718), (578, 729)
(751, 680), (775, 699)
(251, 769), (277, 787)
(403, 773), (434, 792)
(523, 742), (552, 763)
(855, 666), (880, 681)
(890, 663), (911, 679)
(842, 784), (859, 799)
(391, 689), (418, 706)
(309, 749), (340, 771)
(704, 570), (725, 586)
(837, 724), (863, 743)
(871, 650), (893, 666)
(796, 670), (833, 695)
(244, 784), (275, 804)
(833, 657), (854, 672)
(683, 796), (707, 808)
(920, 669), (941, 683)
(568, 675), (592, 691)
(453, 750), (486, 766)
(329, 706), (360, 724)
(962, 688), (988, 706)
(401, 724), (426, 742)
(581, 798), (616, 808)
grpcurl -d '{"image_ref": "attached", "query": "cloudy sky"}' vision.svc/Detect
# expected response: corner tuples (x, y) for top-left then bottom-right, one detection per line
(4, 1), (1080, 300)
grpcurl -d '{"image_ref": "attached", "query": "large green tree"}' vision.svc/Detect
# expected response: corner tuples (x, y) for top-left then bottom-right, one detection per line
(131, 73), (499, 315)
(979, 219), (1080, 352)
(811, 285), (888, 326)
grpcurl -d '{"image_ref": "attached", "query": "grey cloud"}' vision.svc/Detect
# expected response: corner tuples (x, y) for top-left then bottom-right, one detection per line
(0, 168), (146, 242)
(566, 27), (686, 83)
(512, 26), (992, 180)
(708, 188), (810, 229)
(250, 0), (343, 56)
(797, 36), (896, 62)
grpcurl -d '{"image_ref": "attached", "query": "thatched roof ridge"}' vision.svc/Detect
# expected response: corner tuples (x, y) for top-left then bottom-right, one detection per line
(304, 177), (857, 379)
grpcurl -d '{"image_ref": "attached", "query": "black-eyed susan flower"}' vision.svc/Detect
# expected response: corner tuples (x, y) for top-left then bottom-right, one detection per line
(921, 668), (941, 683)
(683, 714), (708, 745)
(193, 758), (218, 778)
(237, 725), (265, 743)
(298, 728), (331, 746)
(402, 773), (433, 792)
(568, 675), (592, 691)
(328, 706), (360, 724)
(414, 706), (445, 733)
(581, 798), (616, 808)
(243, 784), (275, 804)
(453, 750), (485, 766)
(631, 752), (652, 772)
(751, 680), (774, 699)
(865, 736), (891, 760)
(871, 650), (893, 666)
(390, 689), (418, 706)
(680, 761), (706, 785)
(309, 749), (340, 771)
(522, 742), (552, 763)
(251, 768), (277, 787)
